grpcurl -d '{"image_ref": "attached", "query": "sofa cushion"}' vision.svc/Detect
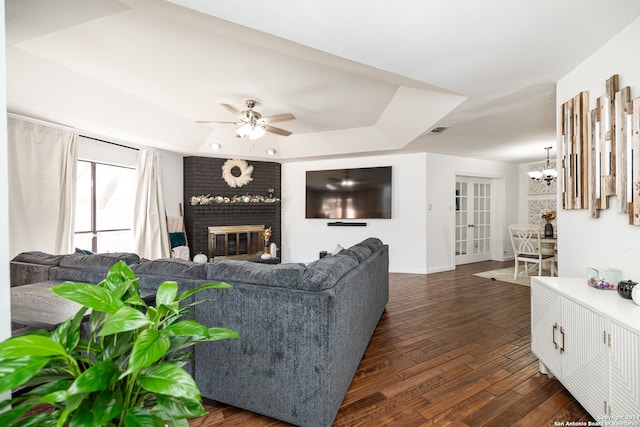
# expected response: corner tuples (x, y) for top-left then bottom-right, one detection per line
(132, 258), (207, 280)
(12, 251), (65, 266)
(341, 245), (372, 262)
(205, 260), (306, 289)
(60, 252), (140, 271)
(299, 251), (359, 291)
(357, 237), (383, 253)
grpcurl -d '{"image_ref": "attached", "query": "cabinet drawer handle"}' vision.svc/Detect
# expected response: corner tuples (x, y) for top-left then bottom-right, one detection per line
(553, 323), (558, 350)
(560, 326), (565, 353)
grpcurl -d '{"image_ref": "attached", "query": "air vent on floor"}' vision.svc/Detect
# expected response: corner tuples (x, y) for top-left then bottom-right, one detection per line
(426, 126), (449, 135)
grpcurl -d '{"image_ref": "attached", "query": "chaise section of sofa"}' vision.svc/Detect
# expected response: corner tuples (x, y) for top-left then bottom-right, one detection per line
(194, 238), (389, 427)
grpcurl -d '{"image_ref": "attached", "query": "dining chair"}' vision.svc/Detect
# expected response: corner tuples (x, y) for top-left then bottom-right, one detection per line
(509, 224), (557, 280)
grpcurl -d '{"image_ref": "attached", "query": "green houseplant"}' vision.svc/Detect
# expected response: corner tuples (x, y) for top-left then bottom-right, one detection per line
(0, 261), (240, 426)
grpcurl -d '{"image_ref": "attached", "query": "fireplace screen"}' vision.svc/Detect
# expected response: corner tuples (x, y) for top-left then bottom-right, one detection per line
(208, 225), (265, 260)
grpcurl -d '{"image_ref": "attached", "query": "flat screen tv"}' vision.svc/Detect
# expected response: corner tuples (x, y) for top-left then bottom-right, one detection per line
(305, 166), (392, 219)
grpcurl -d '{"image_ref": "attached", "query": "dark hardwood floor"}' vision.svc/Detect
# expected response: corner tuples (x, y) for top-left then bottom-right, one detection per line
(189, 260), (592, 426)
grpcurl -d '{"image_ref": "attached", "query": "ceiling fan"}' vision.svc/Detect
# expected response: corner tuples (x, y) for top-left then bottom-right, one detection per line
(197, 99), (295, 140)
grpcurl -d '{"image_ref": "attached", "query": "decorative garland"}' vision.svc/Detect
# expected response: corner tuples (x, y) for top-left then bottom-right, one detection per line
(222, 159), (253, 188)
(190, 194), (280, 205)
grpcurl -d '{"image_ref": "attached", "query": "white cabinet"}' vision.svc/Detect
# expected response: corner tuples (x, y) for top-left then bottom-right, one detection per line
(609, 322), (640, 416)
(531, 277), (640, 421)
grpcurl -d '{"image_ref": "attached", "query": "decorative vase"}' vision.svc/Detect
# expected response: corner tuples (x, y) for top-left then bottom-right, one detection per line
(617, 280), (637, 299)
(544, 221), (554, 238)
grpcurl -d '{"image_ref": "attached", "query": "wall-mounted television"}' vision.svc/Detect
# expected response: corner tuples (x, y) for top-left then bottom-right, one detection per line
(305, 166), (392, 219)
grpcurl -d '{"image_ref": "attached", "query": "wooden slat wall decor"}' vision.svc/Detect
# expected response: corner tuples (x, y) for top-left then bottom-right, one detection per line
(614, 86), (631, 213)
(632, 97), (640, 225)
(602, 75), (618, 199)
(589, 108), (600, 218)
(559, 74), (640, 227)
(561, 91), (589, 210)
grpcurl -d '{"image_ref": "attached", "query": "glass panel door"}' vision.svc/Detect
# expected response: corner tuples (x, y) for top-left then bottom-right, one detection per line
(455, 177), (493, 265)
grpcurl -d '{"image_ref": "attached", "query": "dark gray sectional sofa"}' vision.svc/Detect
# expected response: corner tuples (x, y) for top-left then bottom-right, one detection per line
(10, 238), (389, 427)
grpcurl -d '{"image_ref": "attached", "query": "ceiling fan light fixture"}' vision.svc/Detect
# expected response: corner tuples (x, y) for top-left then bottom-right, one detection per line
(249, 126), (265, 140)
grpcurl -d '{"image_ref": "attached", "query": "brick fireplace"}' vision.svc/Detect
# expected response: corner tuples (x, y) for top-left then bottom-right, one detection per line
(183, 157), (281, 259)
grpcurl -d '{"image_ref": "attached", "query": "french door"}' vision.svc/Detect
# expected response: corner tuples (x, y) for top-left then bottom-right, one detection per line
(455, 177), (492, 265)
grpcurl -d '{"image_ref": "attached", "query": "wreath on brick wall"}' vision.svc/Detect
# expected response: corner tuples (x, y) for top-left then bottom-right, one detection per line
(222, 159), (254, 188)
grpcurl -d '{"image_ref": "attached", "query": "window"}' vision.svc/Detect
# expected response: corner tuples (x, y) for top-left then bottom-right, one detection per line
(74, 160), (136, 253)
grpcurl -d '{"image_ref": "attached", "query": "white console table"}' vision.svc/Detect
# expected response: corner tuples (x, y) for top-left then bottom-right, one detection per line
(531, 276), (640, 422)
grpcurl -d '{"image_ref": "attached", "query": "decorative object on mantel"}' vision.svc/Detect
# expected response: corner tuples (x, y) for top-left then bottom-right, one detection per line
(528, 147), (557, 186)
(261, 227), (272, 259)
(541, 210), (556, 237)
(190, 193), (280, 205)
(222, 158), (254, 188)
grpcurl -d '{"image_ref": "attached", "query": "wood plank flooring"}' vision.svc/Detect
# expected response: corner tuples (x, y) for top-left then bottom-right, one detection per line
(189, 260), (592, 426)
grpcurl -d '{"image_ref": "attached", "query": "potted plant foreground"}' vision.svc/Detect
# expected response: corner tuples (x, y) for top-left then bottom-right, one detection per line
(0, 261), (240, 426)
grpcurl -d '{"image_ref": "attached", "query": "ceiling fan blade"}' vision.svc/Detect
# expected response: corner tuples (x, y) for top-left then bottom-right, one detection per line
(220, 103), (241, 116)
(263, 125), (292, 136)
(262, 113), (295, 124)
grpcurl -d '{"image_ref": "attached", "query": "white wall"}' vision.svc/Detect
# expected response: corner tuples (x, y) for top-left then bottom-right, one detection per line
(281, 153), (428, 273)
(426, 153), (520, 272)
(556, 16), (640, 278)
(1, 1), (11, 343)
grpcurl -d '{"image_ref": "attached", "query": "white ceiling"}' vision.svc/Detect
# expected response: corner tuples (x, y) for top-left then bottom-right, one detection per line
(6, 0), (640, 163)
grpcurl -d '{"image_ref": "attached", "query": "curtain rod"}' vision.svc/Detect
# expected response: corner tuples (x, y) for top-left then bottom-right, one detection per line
(8, 113), (140, 152)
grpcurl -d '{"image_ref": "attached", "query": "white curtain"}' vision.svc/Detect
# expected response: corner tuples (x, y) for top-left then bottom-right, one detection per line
(7, 118), (78, 257)
(133, 150), (170, 259)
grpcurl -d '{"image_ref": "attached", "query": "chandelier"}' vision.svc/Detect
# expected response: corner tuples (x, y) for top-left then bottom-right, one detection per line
(528, 146), (557, 186)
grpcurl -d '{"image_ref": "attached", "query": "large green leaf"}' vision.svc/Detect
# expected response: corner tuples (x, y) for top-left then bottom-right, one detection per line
(0, 356), (50, 393)
(162, 320), (210, 339)
(122, 407), (165, 427)
(13, 412), (55, 427)
(101, 331), (135, 361)
(69, 399), (98, 427)
(99, 306), (152, 336)
(93, 390), (123, 426)
(0, 335), (67, 359)
(207, 327), (241, 341)
(51, 310), (84, 353)
(138, 363), (200, 401)
(25, 379), (73, 397)
(67, 360), (118, 396)
(165, 420), (190, 427)
(153, 395), (206, 420)
(52, 283), (123, 314)
(124, 330), (170, 375)
(0, 403), (31, 425)
(156, 281), (178, 306)
(22, 367), (74, 388)
(177, 282), (232, 302)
